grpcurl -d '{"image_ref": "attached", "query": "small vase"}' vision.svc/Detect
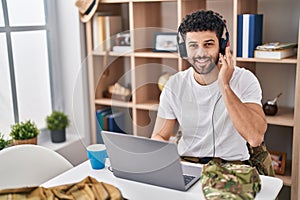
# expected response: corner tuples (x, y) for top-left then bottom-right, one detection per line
(50, 129), (66, 143)
(13, 137), (37, 145)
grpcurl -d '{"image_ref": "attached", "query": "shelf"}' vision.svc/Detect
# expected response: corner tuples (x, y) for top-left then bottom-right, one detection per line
(100, 0), (176, 3)
(235, 56), (297, 64)
(266, 107), (294, 127)
(93, 51), (132, 57)
(276, 175), (292, 186)
(95, 98), (133, 108)
(100, 0), (129, 3)
(276, 160), (292, 186)
(134, 51), (179, 59)
(92, 51), (179, 58)
(132, 0), (176, 2)
(136, 100), (159, 111)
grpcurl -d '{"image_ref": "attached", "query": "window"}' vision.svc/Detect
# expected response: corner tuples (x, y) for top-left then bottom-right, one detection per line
(0, 0), (56, 137)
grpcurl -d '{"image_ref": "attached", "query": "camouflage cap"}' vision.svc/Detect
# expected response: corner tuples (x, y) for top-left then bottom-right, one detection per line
(200, 161), (261, 200)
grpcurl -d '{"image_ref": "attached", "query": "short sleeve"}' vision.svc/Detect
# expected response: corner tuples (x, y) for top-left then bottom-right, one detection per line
(157, 78), (177, 119)
(239, 70), (263, 106)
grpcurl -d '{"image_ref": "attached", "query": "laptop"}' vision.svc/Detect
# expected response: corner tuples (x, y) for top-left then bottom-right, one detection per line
(102, 131), (202, 191)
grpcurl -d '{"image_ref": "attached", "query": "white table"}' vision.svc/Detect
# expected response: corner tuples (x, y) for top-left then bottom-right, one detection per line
(41, 160), (283, 200)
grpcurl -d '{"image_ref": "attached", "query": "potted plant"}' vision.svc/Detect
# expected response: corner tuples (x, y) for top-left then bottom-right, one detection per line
(46, 111), (70, 143)
(10, 120), (40, 145)
(0, 133), (12, 150)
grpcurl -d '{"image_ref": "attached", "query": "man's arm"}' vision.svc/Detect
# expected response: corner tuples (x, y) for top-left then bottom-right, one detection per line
(222, 86), (267, 147)
(151, 117), (177, 141)
(218, 47), (267, 147)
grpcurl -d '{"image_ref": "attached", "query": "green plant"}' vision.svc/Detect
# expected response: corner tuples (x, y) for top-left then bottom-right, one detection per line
(46, 111), (70, 131)
(0, 133), (12, 150)
(9, 120), (40, 140)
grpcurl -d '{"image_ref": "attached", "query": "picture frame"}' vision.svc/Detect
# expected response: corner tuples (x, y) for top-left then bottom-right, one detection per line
(153, 32), (178, 52)
(269, 150), (287, 175)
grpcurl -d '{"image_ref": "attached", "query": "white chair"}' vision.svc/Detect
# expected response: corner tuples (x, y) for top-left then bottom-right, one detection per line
(0, 144), (73, 189)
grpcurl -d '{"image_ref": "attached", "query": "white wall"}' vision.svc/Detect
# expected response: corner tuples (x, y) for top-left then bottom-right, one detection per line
(54, 0), (91, 165)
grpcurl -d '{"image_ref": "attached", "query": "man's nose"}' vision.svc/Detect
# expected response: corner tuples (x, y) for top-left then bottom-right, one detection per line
(195, 47), (208, 57)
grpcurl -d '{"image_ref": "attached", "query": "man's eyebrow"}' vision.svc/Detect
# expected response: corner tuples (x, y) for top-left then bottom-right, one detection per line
(204, 39), (216, 43)
(187, 39), (216, 44)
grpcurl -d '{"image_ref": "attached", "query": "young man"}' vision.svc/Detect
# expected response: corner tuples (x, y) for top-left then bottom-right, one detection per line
(151, 10), (267, 163)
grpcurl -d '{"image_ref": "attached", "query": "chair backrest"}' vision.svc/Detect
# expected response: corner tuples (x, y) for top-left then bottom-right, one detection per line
(0, 144), (73, 189)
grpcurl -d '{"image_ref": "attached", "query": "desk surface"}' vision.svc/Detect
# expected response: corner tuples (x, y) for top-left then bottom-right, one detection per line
(41, 160), (283, 200)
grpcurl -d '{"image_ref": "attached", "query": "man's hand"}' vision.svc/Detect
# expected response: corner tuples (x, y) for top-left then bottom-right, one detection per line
(217, 46), (234, 94)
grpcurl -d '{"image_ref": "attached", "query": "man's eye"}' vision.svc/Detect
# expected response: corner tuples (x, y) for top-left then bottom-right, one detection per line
(189, 44), (198, 48)
(204, 43), (214, 47)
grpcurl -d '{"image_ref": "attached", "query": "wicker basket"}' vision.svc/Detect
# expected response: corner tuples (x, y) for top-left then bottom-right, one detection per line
(13, 137), (37, 145)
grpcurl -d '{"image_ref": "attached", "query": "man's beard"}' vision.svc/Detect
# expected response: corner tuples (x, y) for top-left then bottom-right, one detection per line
(188, 55), (219, 75)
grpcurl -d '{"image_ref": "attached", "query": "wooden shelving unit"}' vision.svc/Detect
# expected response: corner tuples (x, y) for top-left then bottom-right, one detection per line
(232, 1), (300, 199)
(85, 0), (206, 139)
(82, 0), (300, 199)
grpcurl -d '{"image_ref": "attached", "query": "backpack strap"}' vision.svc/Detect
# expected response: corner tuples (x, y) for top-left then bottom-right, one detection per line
(247, 141), (276, 176)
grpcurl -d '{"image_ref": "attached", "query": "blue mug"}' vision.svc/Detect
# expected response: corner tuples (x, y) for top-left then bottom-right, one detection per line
(87, 144), (107, 169)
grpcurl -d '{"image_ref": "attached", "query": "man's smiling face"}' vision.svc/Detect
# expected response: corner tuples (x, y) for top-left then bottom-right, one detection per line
(185, 31), (220, 75)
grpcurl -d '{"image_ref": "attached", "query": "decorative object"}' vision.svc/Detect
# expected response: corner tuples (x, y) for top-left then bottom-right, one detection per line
(0, 133), (11, 150)
(46, 111), (70, 143)
(153, 32), (178, 52)
(10, 120), (40, 145)
(113, 32), (133, 53)
(103, 82), (131, 102)
(263, 93), (282, 116)
(269, 150), (287, 175)
(158, 73), (171, 91)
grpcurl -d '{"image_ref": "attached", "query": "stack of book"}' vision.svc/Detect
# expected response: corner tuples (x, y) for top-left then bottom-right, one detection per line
(254, 42), (297, 59)
(95, 107), (125, 143)
(237, 14), (263, 58)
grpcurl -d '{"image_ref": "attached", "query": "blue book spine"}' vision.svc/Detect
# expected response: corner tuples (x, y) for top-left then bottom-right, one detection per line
(95, 116), (104, 144)
(237, 14), (243, 57)
(95, 107), (111, 143)
(107, 112), (125, 133)
(237, 14), (263, 58)
(248, 14), (263, 57)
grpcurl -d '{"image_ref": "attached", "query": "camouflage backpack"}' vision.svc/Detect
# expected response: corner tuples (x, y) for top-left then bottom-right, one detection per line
(200, 160), (261, 200)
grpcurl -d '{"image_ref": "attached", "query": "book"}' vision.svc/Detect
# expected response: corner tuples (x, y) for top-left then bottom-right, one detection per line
(237, 14), (263, 58)
(256, 42), (297, 51)
(95, 107), (111, 143)
(95, 107), (112, 130)
(254, 48), (296, 59)
(106, 111), (125, 133)
(93, 14), (122, 52)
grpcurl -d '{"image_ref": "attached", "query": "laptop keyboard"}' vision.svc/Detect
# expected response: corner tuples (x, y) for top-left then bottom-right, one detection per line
(183, 174), (196, 185)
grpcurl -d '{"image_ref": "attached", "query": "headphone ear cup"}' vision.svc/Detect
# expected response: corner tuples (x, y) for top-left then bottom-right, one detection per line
(220, 31), (230, 55)
(178, 42), (187, 58)
(220, 38), (227, 55)
(177, 32), (187, 58)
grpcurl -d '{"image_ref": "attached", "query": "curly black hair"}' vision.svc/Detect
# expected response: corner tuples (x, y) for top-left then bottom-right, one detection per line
(178, 10), (226, 42)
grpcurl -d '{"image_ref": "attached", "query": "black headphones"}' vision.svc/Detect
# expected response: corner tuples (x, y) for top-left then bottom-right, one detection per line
(177, 12), (230, 58)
